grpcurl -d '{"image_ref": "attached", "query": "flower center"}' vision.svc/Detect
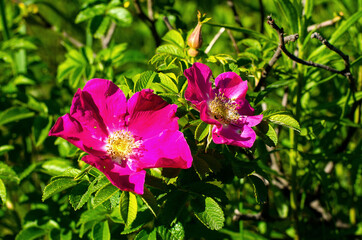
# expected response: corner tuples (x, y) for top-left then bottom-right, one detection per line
(106, 130), (141, 164)
(209, 94), (240, 124)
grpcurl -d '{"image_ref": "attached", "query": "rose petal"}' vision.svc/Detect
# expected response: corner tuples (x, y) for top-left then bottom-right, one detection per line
(212, 124), (256, 148)
(82, 155), (146, 195)
(70, 88), (109, 139)
(215, 72), (248, 100)
(81, 79), (127, 133)
(139, 130), (193, 169)
(49, 113), (107, 156)
(127, 89), (179, 138)
(184, 62), (214, 105)
(236, 98), (255, 116)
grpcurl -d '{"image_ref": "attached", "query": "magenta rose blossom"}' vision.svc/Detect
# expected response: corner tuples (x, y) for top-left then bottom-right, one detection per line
(184, 63), (263, 148)
(49, 79), (192, 194)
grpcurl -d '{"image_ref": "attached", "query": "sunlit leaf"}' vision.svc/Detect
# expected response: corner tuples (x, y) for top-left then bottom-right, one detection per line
(192, 197), (225, 230)
(0, 107), (34, 126)
(120, 191), (138, 226)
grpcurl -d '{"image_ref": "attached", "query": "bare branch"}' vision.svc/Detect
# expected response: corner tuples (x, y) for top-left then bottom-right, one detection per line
(226, 29), (240, 54)
(267, 16), (355, 91)
(101, 22), (117, 49)
(307, 14), (343, 32)
(254, 33), (299, 92)
(133, 0), (161, 46)
(163, 16), (173, 30)
(205, 27), (225, 54)
(227, 0), (242, 27)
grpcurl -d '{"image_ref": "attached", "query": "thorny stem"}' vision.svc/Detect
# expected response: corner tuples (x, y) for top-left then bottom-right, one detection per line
(255, 34), (299, 92)
(267, 16), (356, 92)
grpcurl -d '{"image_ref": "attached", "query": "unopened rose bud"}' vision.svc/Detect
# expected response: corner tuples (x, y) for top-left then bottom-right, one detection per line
(187, 11), (211, 57)
(187, 21), (203, 49)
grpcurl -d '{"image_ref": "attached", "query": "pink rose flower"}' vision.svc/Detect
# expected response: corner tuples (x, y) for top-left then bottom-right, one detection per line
(184, 63), (263, 148)
(49, 79), (192, 194)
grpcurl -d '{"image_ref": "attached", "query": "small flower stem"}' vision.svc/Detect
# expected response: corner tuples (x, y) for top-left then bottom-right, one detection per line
(74, 165), (93, 181)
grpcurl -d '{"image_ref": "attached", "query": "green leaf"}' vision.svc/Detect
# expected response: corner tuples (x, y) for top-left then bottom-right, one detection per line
(195, 121), (210, 142)
(0, 107), (35, 126)
(134, 71), (157, 92)
(192, 197), (225, 230)
(0, 145), (14, 156)
(0, 162), (19, 183)
(141, 187), (159, 217)
(157, 222), (185, 240)
(69, 181), (91, 210)
(92, 220), (110, 240)
(158, 72), (178, 93)
(94, 16), (111, 38)
(120, 191), (138, 226)
(75, 4), (107, 23)
(33, 116), (52, 147)
(93, 183), (119, 208)
(2, 38), (37, 50)
(185, 182), (228, 203)
(256, 121), (278, 147)
(309, 10), (362, 60)
(162, 30), (185, 48)
(107, 7), (132, 26)
(156, 44), (185, 58)
(262, 110), (300, 132)
(273, 0), (299, 33)
(78, 207), (108, 237)
(42, 177), (77, 201)
(304, 0), (314, 19)
(15, 227), (47, 240)
(121, 209), (153, 235)
(329, 10), (362, 45)
(134, 229), (149, 240)
(41, 158), (73, 176)
(249, 175), (268, 204)
(0, 179), (6, 203)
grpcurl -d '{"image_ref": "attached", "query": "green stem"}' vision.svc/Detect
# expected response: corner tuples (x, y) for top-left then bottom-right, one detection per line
(74, 165), (93, 181)
(0, 0), (10, 40)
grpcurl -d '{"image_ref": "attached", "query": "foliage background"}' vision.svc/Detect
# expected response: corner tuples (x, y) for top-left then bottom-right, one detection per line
(0, 0), (361, 239)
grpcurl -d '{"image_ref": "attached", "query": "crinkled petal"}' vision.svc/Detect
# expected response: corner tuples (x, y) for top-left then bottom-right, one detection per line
(199, 101), (222, 126)
(236, 98), (255, 116)
(127, 89), (179, 138)
(215, 72), (248, 100)
(82, 155), (146, 195)
(81, 79), (127, 133)
(70, 88), (109, 139)
(49, 113), (107, 156)
(242, 115), (263, 127)
(139, 130), (193, 169)
(184, 62), (214, 105)
(212, 124), (256, 148)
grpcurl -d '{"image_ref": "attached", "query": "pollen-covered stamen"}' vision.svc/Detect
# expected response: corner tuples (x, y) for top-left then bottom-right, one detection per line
(209, 94), (240, 124)
(106, 130), (141, 164)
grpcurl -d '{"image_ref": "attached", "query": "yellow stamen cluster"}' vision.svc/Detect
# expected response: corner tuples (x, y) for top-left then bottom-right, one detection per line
(209, 94), (240, 124)
(106, 130), (140, 164)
